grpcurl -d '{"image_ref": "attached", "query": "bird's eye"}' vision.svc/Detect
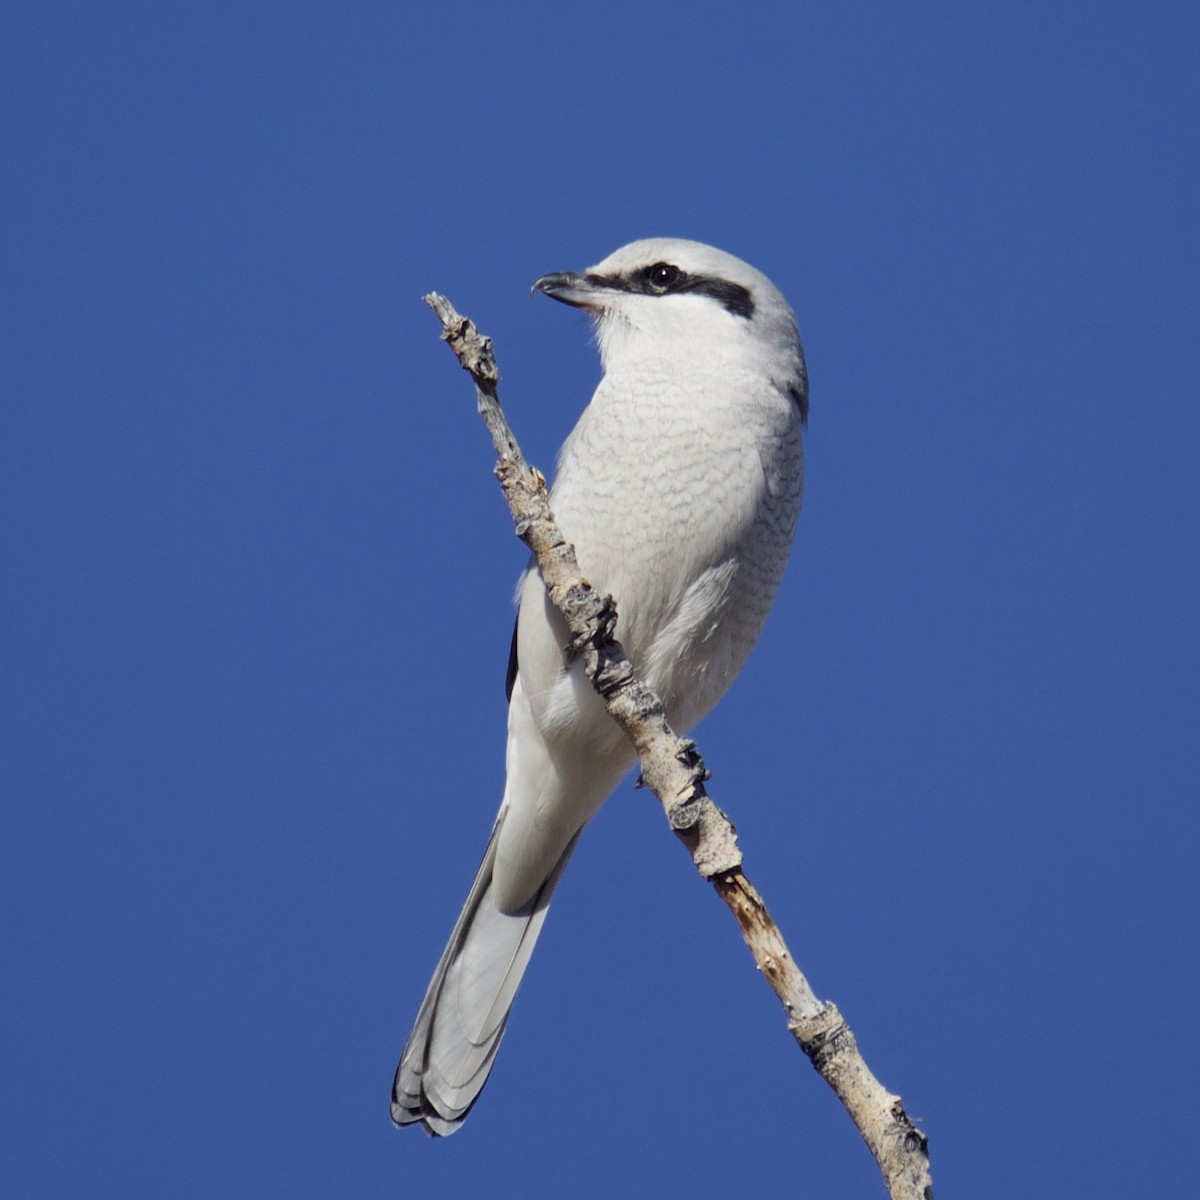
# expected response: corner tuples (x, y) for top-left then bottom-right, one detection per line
(644, 262), (682, 293)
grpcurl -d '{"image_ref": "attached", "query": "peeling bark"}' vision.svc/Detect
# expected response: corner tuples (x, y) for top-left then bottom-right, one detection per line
(423, 292), (934, 1200)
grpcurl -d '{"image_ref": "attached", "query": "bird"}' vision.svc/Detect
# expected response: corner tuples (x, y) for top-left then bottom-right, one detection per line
(392, 238), (808, 1135)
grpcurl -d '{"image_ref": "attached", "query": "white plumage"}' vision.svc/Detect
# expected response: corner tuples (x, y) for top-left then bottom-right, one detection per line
(392, 238), (807, 1134)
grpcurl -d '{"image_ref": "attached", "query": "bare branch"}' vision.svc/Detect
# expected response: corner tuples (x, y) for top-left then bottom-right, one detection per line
(424, 292), (933, 1200)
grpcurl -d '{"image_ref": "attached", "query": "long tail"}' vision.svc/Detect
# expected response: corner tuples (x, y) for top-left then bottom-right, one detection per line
(391, 814), (578, 1135)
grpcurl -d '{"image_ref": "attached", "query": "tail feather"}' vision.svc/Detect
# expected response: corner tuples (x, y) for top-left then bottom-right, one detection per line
(391, 815), (579, 1135)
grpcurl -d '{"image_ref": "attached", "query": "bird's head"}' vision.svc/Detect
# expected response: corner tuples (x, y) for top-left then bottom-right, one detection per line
(532, 238), (806, 422)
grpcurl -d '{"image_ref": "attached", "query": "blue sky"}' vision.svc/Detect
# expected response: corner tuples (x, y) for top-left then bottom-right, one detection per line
(3, 2), (1197, 1196)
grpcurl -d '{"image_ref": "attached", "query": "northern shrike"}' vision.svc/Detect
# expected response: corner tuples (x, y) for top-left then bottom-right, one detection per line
(393, 238), (807, 1135)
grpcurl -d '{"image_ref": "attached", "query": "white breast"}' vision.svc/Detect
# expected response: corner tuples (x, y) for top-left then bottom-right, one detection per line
(529, 358), (804, 739)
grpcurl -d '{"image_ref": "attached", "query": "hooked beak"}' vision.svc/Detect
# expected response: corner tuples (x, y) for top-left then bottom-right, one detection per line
(530, 271), (606, 311)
